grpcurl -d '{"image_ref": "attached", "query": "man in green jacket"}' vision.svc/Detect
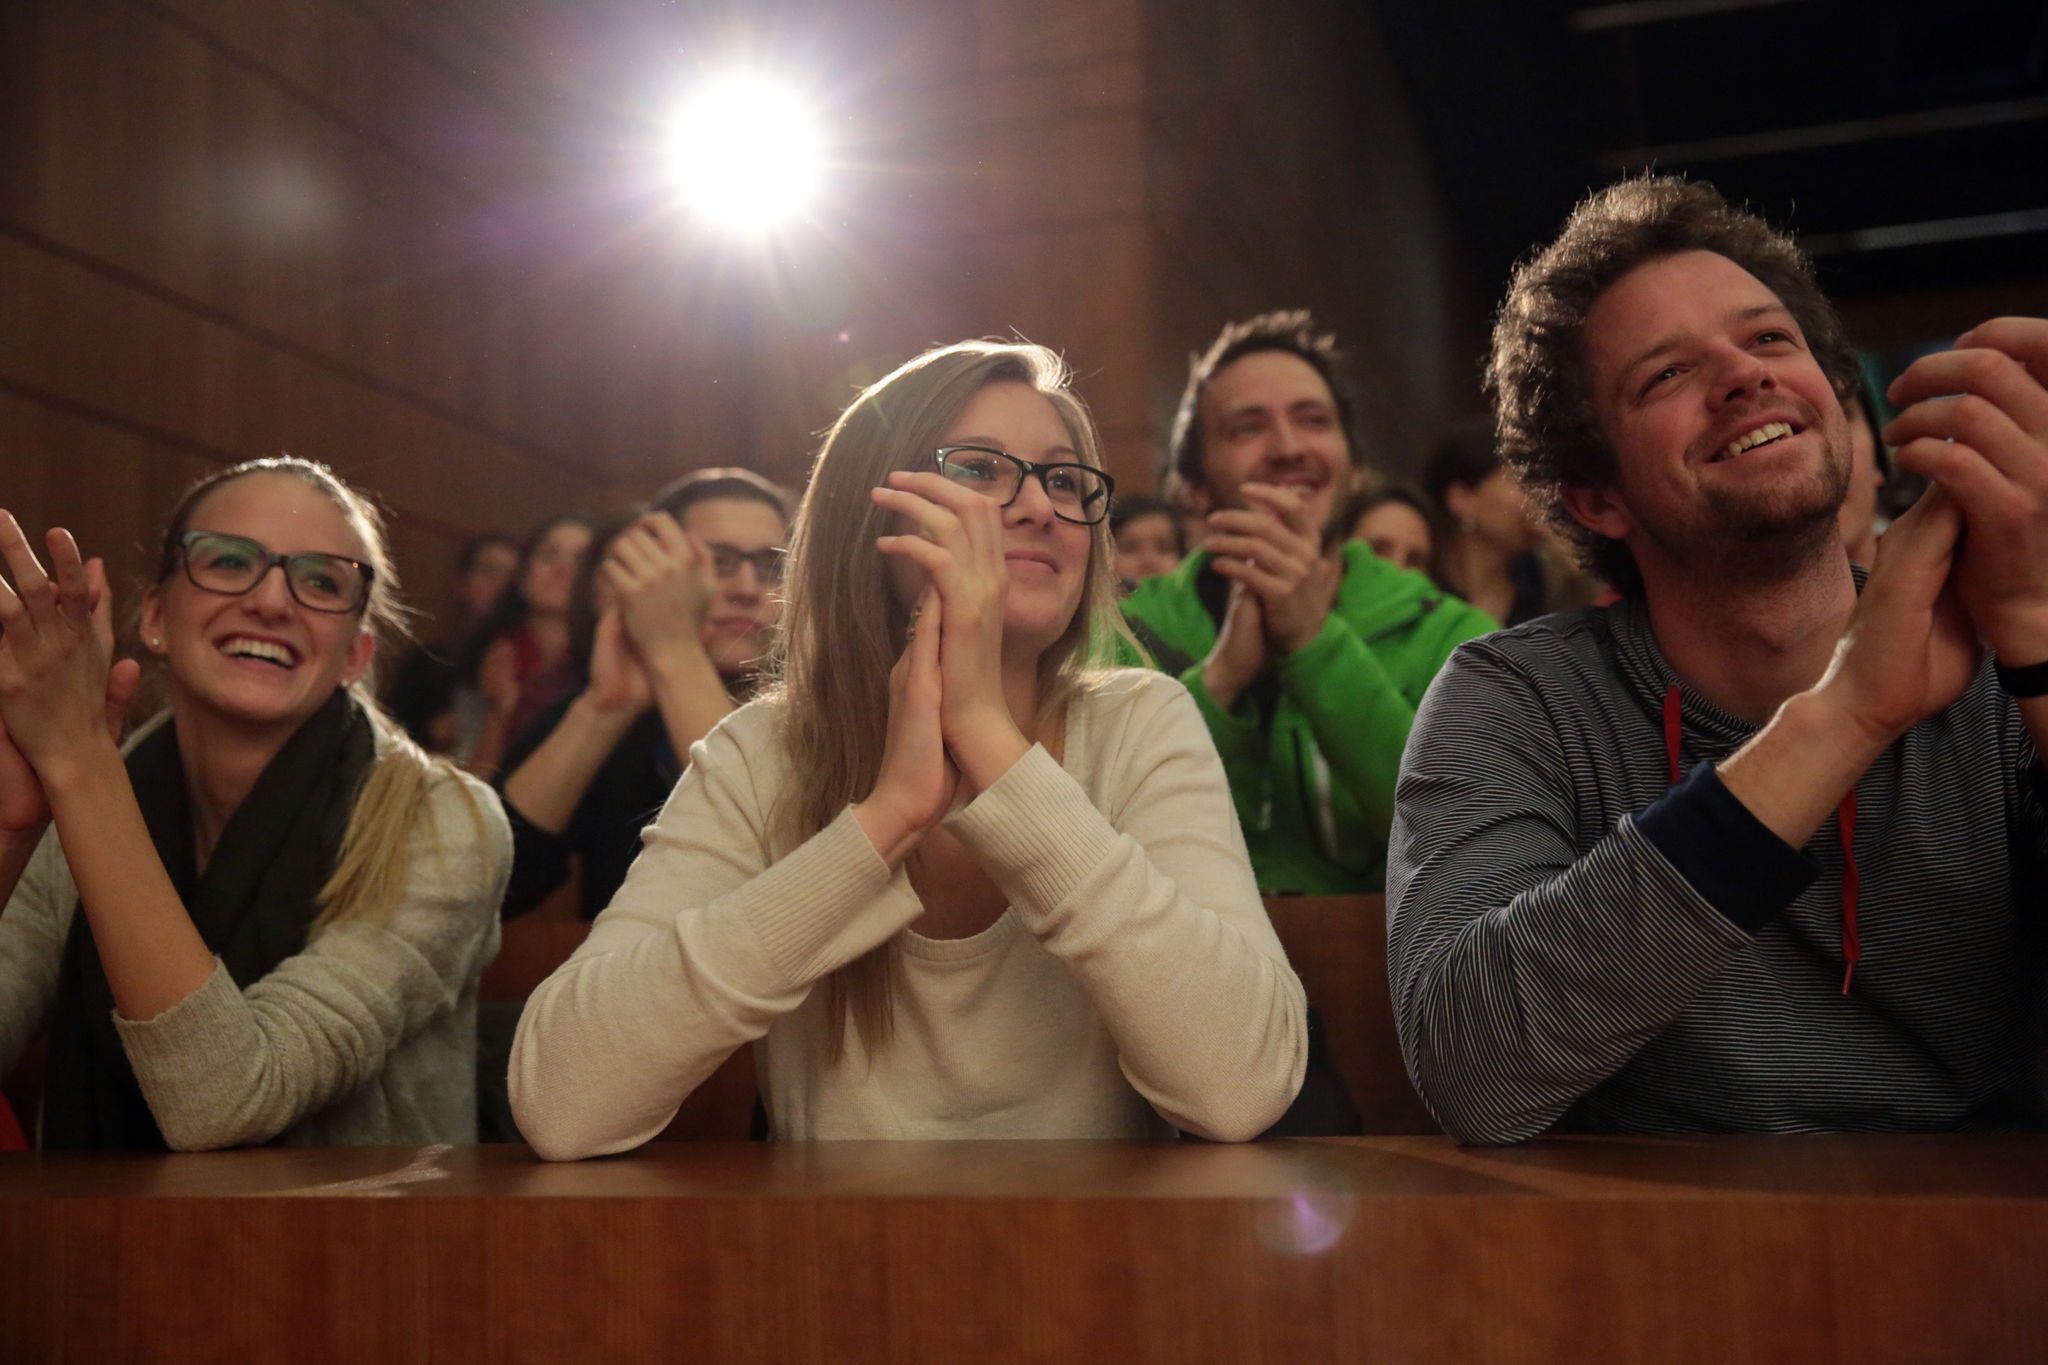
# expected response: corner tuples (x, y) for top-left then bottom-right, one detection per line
(1124, 311), (1495, 892)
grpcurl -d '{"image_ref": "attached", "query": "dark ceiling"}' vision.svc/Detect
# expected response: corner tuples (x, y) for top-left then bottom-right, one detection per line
(1367, 0), (2048, 304)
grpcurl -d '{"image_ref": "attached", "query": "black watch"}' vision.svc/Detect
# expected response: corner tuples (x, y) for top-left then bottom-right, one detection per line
(1994, 655), (2048, 699)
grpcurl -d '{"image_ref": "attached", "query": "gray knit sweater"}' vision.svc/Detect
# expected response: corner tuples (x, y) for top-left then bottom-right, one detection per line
(0, 728), (509, 1150)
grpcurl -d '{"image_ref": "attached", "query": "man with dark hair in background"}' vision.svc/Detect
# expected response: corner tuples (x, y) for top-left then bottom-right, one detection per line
(1124, 310), (1492, 893)
(1389, 175), (2048, 1144)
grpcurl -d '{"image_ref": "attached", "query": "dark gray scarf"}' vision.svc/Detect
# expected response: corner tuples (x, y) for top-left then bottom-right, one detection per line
(41, 689), (374, 1149)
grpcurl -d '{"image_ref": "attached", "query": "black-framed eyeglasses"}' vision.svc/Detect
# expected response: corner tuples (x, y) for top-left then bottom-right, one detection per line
(706, 542), (785, 585)
(179, 531), (373, 614)
(933, 446), (1115, 525)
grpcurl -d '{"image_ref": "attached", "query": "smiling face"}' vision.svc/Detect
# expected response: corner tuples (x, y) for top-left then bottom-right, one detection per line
(1195, 349), (1351, 531)
(681, 496), (787, 679)
(141, 472), (376, 736)
(1571, 250), (1849, 579)
(886, 380), (1093, 658)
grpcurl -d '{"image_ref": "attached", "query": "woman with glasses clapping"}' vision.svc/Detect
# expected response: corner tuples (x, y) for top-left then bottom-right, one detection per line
(496, 469), (791, 923)
(510, 342), (1306, 1156)
(0, 457), (508, 1150)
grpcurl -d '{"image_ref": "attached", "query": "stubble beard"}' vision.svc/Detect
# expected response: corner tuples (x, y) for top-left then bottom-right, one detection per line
(1646, 404), (1853, 585)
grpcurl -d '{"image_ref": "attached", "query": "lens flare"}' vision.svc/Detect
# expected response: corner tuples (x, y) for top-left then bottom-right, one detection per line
(666, 72), (826, 234)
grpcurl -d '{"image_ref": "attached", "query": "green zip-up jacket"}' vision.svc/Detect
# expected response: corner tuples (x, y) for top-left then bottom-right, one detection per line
(1122, 541), (1496, 893)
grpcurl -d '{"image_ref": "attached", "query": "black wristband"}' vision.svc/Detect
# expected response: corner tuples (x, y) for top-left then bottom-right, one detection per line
(1994, 655), (2048, 698)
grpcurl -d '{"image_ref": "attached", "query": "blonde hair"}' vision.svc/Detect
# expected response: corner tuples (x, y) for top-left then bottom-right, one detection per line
(151, 457), (483, 932)
(765, 340), (1135, 1057)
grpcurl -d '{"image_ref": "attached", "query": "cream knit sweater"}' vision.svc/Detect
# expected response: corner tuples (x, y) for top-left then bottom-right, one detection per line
(511, 668), (1306, 1155)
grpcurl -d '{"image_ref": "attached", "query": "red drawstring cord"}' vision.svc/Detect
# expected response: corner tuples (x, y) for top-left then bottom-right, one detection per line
(1663, 685), (1860, 995)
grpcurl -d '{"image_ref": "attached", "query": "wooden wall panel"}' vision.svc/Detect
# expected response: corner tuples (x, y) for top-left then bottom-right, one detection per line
(3, 0), (1478, 630)
(1141, 0), (1487, 482)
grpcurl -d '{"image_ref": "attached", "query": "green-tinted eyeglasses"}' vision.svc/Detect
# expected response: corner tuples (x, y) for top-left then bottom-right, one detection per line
(179, 531), (373, 614)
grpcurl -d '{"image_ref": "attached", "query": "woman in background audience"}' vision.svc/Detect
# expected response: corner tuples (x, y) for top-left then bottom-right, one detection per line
(456, 516), (593, 776)
(510, 340), (1305, 1156)
(1108, 494), (1185, 593)
(1423, 417), (1546, 626)
(384, 532), (518, 752)
(498, 469), (789, 921)
(1344, 483), (1439, 578)
(0, 458), (508, 1150)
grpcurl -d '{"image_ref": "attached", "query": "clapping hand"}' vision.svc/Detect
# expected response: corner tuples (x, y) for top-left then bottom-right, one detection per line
(1885, 317), (2048, 665)
(853, 585), (959, 864)
(584, 605), (654, 717)
(605, 512), (715, 673)
(1205, 482), (1339, 654)
(0, 513), (141, 829)
(869, 470), (1026, 786)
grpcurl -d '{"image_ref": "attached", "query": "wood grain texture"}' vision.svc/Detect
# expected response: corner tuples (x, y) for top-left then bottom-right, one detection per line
(1, 1137), (2043, 1363)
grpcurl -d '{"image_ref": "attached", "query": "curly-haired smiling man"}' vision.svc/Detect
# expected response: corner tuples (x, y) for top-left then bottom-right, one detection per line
(1387, 176), (2048, 1144)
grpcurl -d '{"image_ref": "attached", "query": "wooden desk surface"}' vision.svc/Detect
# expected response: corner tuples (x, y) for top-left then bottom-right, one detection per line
(4, 1136), (2044, 1363)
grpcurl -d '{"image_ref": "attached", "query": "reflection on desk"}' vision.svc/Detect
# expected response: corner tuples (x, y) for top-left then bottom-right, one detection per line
(3, 1135), (2044, 1363)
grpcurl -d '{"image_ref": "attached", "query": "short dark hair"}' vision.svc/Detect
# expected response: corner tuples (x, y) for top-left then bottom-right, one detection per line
(1108, 492), (1174, 537)
(1169, 309), (1368, 492)
(650, 467), (791, 525)
(1486, 174), (1857, 593)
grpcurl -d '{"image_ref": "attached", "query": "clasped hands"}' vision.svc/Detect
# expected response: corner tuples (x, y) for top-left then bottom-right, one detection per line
(1201, 482), (1340, 711)
(1820, 317), (2048, 746)
(853, 471), (1031, 867)
(0, 512), (140, 832)
(583, 511), (720, 717)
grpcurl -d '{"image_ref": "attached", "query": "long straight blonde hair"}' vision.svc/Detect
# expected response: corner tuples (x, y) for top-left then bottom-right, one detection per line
(766, 341), (1135, 1056)
(149, 457), (482, 931)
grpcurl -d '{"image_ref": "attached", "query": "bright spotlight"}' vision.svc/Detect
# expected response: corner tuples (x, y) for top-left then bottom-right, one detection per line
(666, 73), (826, 234)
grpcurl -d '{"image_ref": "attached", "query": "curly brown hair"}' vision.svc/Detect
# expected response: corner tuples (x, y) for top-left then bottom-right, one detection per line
(1485, 175), (1858, 594)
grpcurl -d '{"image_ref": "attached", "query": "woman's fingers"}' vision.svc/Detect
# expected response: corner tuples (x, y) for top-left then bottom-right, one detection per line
(104, 657), (141, 742)
(86, 558), (117, 656)
(869, 484), (966, 544)
(0, 512), (52, 628)
(911, 584), (943, 677)
(44, 527), (91, 619)
(886, 468), (994, 519)
(876, 532), (949, 577)
(608, 526), (661, 581)
(638, 512), (695, 561)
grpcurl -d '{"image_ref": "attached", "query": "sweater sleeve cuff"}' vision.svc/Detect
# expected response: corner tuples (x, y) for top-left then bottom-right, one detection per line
(1631, 763), (1819, 933)
(738, 805), (906, 984)
(113, 958), (243, 1079)
(946, 745), (1116, 919)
